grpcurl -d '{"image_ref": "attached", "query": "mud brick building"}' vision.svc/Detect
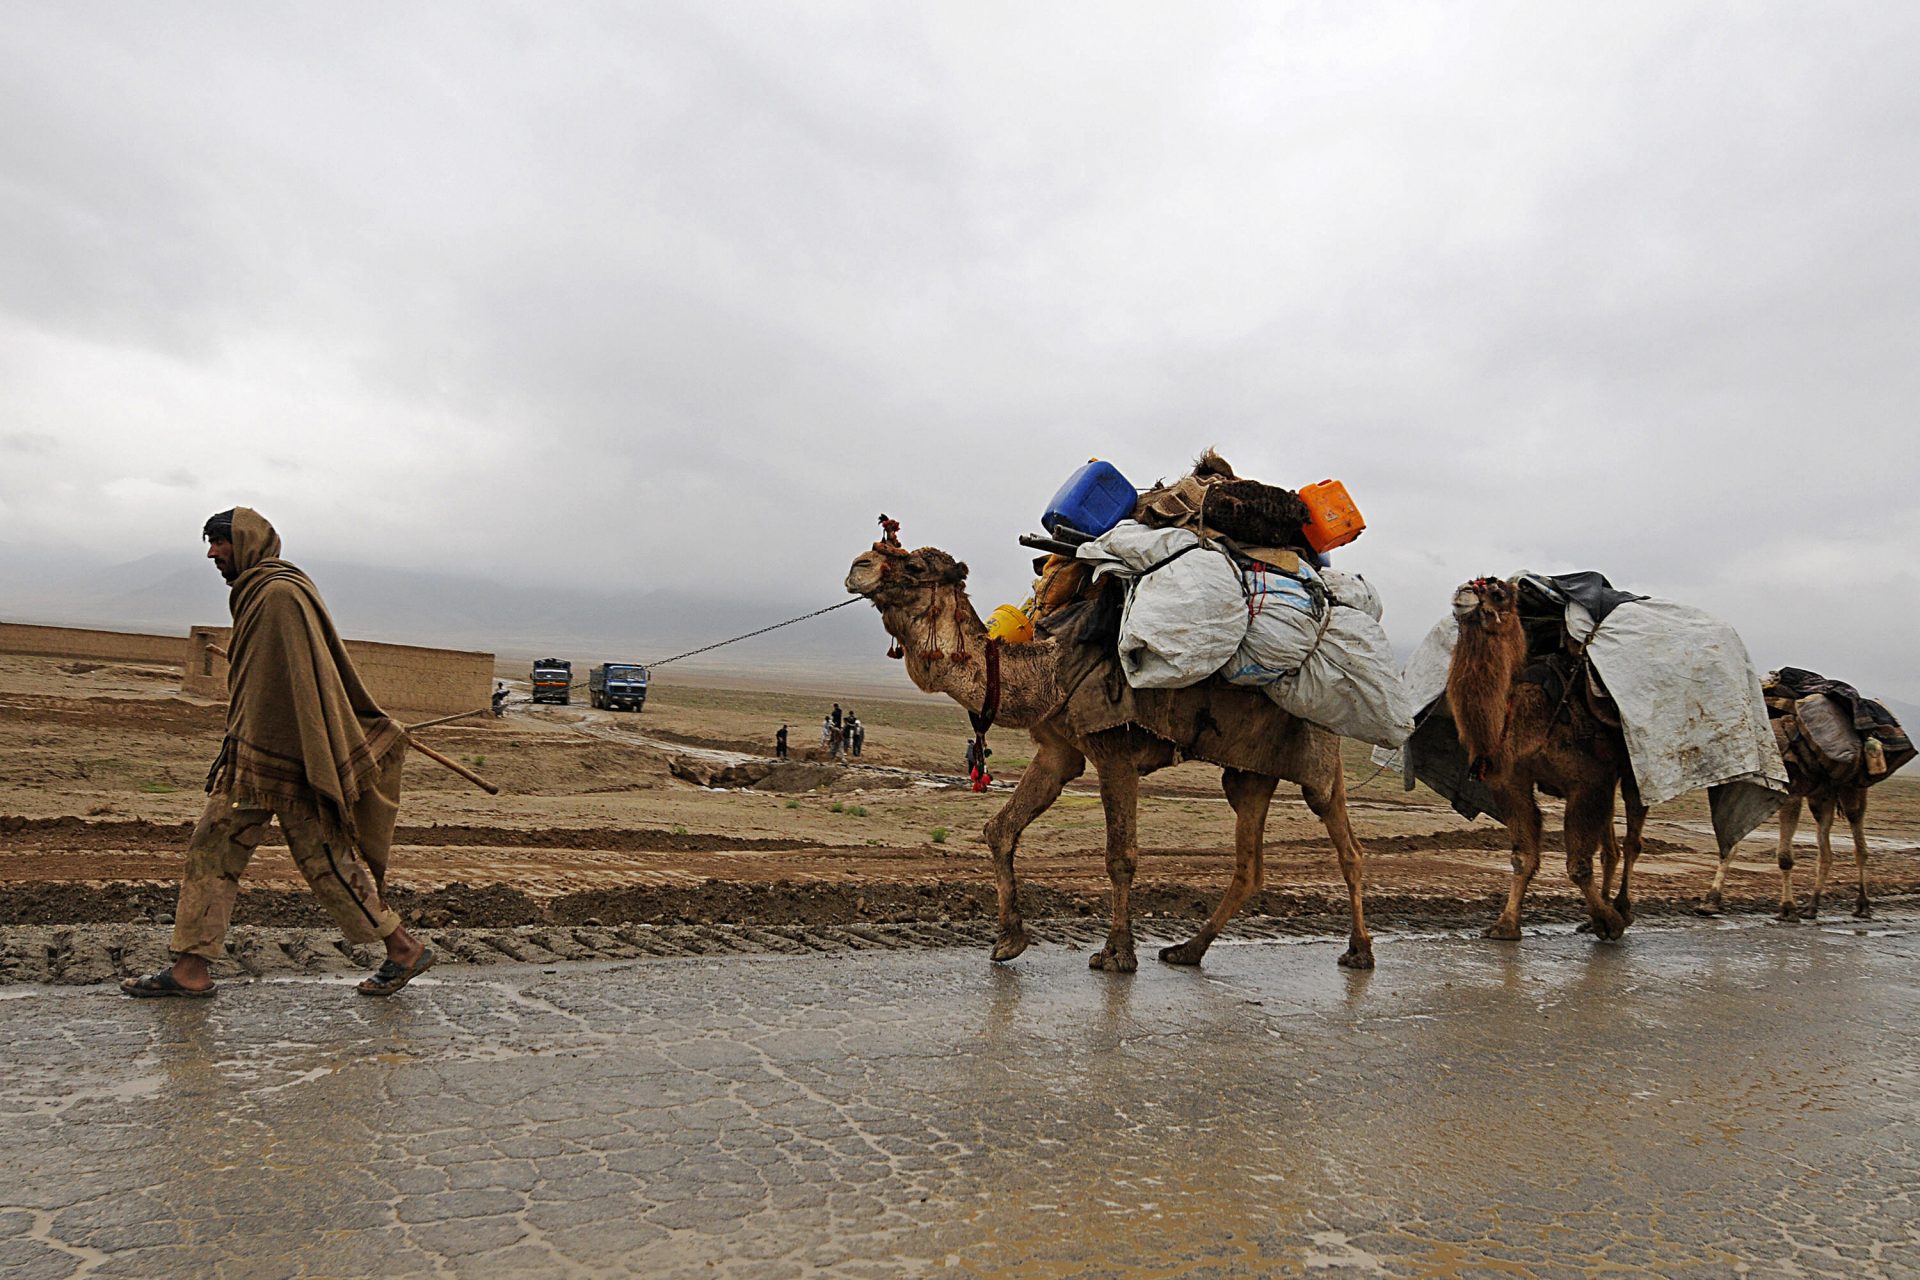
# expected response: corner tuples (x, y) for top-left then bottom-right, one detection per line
(1, 621), (492, 717)
(0, 622), (183, 666)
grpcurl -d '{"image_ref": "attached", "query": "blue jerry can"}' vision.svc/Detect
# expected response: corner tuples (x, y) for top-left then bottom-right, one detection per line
(1042, 459), (1136, 538)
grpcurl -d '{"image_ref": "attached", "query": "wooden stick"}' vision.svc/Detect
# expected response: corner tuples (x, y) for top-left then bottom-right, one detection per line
(405, 707), (491, 732)
(404, 735), (501, 795)
(204, 641), (500, 795)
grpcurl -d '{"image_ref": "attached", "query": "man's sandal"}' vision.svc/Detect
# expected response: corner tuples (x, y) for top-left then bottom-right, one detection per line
(357, 948), (435, 997)
(121, 970), (217, 998)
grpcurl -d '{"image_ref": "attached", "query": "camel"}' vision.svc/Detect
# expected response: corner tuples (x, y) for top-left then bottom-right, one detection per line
(1705, 672), (1911, 921)
(845, 528), (1374, 973)
(1445, 577), (1648, 941)
(1770, 770), (1872, 922)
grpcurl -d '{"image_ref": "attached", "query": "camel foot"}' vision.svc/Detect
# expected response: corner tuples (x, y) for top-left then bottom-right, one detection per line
(990, 928), (1030, 963)
(1574, 920), (1594, 934)
(1089, 945), (1137, 974)
(1482, 921), (1522, 942)
(1853, 900), (1874, 921)
(1693, 896), (1722, 917)
(1158, 939), (1209, 967)
(1776, 903), (1801, 923)
(1587, 909), (1627, 942)
(1337, 945), (1375, 970)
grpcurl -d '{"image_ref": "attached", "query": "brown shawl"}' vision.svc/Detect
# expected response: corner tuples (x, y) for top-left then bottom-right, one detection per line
(219, 509), (405, 864)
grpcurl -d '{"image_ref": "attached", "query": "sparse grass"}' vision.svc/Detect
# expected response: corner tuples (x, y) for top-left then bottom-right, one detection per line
(670, 824), (688, 835)
(846, 804), (868, 817)
(930, 826), (947, 844)
(136, 780), (177, 794)
(784, 799), (800, 809)
(829, 802), (844, 814)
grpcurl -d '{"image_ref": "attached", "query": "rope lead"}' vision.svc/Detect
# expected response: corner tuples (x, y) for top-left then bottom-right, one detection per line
(646, 598), (865, 669)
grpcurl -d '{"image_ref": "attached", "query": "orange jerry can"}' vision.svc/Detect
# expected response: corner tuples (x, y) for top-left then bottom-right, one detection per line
(1299, 479), (1366, 553)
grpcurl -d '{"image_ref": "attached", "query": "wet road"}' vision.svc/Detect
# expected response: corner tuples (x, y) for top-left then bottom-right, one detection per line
(4, 916), (1917, 1278)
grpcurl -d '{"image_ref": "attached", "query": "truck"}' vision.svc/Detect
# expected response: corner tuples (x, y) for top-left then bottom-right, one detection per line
(589, 663), (650, 712)
(530, 658), (573, 705)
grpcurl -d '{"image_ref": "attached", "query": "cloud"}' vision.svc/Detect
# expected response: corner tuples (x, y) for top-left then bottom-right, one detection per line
(1, 1), (1916, 702)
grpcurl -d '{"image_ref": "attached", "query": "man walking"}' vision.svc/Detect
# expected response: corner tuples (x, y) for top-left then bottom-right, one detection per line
(122, 508), (434, 999)
(775, 724), (788, 758)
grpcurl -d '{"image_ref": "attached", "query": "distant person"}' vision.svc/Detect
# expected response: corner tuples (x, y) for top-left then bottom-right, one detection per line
(820, 716), (834, 751)
(831, 703), (843, 731)
(775, 724), (788, 758)
(966, 738), (993, 792)
(122, 508), (434, 1000)
(851, 717), (864, 758)
(491, 683), (508, 718)
(829, 723), (845, 761)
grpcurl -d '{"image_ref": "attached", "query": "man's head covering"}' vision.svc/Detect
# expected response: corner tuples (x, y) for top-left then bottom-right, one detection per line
(203, 509), (235, 543)
(226, 508), (282, 579)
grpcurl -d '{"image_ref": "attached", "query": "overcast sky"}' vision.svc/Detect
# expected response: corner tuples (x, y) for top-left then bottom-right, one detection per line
(3, 3), (1916, 701)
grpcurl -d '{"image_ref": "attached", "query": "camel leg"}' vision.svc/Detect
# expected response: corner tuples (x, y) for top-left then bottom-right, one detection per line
(1806, 796), (1836, 920)
(1088, 740), (1141, 974)
(1485, 783), (1543, 941)
(1699, 831), (1741, 916)
(1160, 769), (1277, 968)
(1300, 765), (1374, 969)
(1566, 786), (1627, 940)
(1775, 796), (1803, 921)
(1576, 809), (1621, 935)
(981, 737), (1085, 963)
(1844, 790), (1872, 919)
(1613, 785), (1649, 926)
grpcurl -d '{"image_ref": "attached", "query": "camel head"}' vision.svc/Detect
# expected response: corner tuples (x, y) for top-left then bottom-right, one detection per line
(1452, 576), (1517, 630)
(845, 541), (970, 607)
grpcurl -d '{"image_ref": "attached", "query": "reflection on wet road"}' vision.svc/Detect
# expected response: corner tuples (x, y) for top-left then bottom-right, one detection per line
(3, 916), (1917, 1277)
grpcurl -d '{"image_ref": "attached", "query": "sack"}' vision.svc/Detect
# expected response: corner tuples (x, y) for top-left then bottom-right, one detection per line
(1264, 603), (1414, 748)
(1221, 561), (1411, 748)
(1795, 694), (1863, 780)
(1320, 568), (1383, 621)
(1221, 562), (1323, 686)
(1078, 523), (1249, 688)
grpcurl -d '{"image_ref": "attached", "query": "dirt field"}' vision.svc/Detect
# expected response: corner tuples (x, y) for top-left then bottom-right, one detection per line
(3, 652), (1917, 984)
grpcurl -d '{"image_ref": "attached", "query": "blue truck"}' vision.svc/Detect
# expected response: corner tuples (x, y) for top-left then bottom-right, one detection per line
(589, 663), (649, 712)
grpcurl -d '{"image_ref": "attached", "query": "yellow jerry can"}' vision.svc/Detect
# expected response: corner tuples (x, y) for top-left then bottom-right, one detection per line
(986, 604), (1035, 645)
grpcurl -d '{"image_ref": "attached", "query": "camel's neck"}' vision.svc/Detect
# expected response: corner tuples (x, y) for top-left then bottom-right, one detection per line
(1446, 617), (1525, 762)
(874, 585), (1054, 728)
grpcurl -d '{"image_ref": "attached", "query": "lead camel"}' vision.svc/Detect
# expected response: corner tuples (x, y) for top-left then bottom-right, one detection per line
(846, 525), (1373, 973)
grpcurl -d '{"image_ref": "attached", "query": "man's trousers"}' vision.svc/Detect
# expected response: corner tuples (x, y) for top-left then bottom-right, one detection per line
(171, 788), (400, 960)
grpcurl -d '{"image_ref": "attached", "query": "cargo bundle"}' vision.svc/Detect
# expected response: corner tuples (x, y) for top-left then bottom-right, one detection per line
(1008, 452), (1412, 748)
(1764, 667), (1915, 785)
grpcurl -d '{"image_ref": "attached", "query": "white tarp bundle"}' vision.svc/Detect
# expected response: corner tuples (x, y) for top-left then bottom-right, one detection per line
(1569, 596), (1787, 807)
(1077, 523), (1414, 747)
(1220, 561), (1323, 682)
(1390, 575), (1787, 846)
(1262, 569), (1413, 749)
(1076, 524), (1247, 688)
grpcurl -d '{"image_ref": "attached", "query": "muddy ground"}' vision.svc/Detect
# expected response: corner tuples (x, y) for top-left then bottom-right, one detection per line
(3, 652), (1918, 983)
